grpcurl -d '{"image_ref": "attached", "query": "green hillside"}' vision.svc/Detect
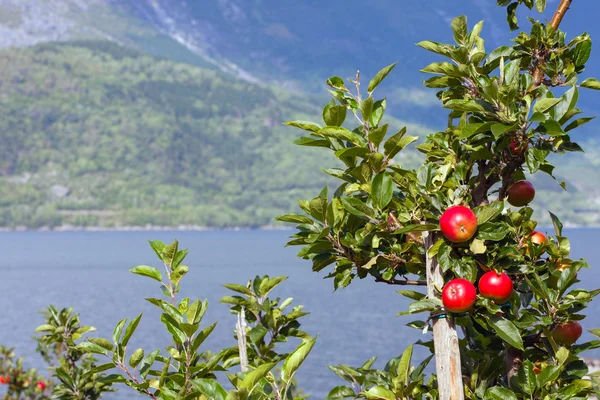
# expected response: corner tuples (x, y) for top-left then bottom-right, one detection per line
(0, 40), (424, 228)
(0, 40), (596, 229)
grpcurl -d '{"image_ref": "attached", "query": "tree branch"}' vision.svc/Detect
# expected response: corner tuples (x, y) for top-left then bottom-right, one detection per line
(374, 277), (427, 286)
(505, 1), (573, 383)
(531, 0), (573, 88)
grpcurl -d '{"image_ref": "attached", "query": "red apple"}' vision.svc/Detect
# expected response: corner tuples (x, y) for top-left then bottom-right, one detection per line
(509, 139), (527, 155)
(37, 381), (46, 390)
(440, 205), (478, 243)
(507, 180), (535, 207)
(530, 231), (547, 246)
(525, 231), (547, 256)
(552, 321), (583, 346)
(442, 278), (477, 313)
(478, 271), (513, 304)
(0, 376), (5, 384)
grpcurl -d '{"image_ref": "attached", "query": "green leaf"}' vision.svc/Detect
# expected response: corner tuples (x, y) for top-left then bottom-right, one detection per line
(129, 348), (144, 368)
(319, 126), (364, 145)
(76, 341), (108, 356)
(282, 337), (317, 382)
(361, 96), (374, 122)
(488, 315), (524, 350)
(139, 349), (159, 379)
(477, 222), (508, 241)
(239, 362), (276, 391)
(192, 379), (228, 400)
(192, 321), (217, 352)
(535, 0), (546, 13)
(474, 202), (504, 225)
(368, 62), (397, 93)
(533, 98), (561, 114)
(162, 241), (179, 266)
(121, 313), (142, 347)
(371, 172), (393, 210)
(518, 360), (537, 394)
(397, 344), (413, 385)
(326, 76), (349, 92)
(537, 365), (562, 387)
(293, 136), (331, 148)
(564, 117), (595, 132)
(82, 362), (115, 378)
(259, 276), (287, 297)
(88, 338), (114, 351)
(451, 15), (468, 46)
(470, 239), (487, 254)
(323, 105), (347, 127)
(148, 240), (165, 261)
(283, 120), (322, 133)
(222, 283), (254, 296)
(581, 77), (600, 90)
(549, 211), (563, 237)
(248, 324), (268, 344)
(35, 324), (56, 332)
(369, 124), (388, 148)
(112, 318), (127, 345)
(484, 386), (517, 400)
(396, 290), (427, 301)
(384, 128), (416, 159)
(365, 386), (396, 400)
(326, 386), (356, 400)
(130, 265), (162, 282)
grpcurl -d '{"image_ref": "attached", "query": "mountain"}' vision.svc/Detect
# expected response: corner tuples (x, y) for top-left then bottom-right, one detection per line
(0, 41), (424, 228)
(0, 1), (598, 228)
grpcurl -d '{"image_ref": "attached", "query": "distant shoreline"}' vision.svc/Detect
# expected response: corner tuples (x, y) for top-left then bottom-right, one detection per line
(0, 224), (597, 232)
(0, 224), (294, 232)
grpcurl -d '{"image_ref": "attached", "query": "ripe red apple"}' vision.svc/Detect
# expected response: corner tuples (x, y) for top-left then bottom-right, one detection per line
(552, 321), (583, 346)
(0, 376), (5, 384)
(507, 180), (535, 207)
(440, 205), (478, 243)
(509, 139), (527, 155)
(442, 278), (477, 313)
(478, 271), (513, 304)
(37, 382), (46, 390)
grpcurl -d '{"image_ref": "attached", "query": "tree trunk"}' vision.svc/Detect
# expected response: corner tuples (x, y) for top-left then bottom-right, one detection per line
(423, 231), (465, 400)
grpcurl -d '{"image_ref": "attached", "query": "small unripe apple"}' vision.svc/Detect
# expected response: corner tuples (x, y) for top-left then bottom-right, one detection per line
(507, 180), (535, 207)
(478, 271), (513, 304)
(442, 278), (477, 313)
(552, 321), (583, 346)
(440, 205), (478, 243)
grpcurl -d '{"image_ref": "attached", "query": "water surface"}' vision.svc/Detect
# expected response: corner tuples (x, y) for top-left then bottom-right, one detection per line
(0, 229), (598, 398)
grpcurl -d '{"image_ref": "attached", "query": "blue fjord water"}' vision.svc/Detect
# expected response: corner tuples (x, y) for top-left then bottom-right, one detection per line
(0, 229), (599, 398)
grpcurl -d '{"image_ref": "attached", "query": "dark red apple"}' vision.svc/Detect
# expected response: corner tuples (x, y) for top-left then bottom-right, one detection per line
(509, 139), (527, 155)
(442, 278), (477, 313)
(478, 270), (513, 304)
(552, 321), (583, 346)
(440, 205), (478, 243)
(507, 180), (535, 207)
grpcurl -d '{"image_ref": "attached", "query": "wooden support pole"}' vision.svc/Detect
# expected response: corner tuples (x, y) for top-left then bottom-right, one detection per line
(423, 231), (464, 400)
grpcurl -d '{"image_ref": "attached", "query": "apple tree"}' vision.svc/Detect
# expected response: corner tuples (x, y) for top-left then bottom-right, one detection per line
(279, 0), (600, 398)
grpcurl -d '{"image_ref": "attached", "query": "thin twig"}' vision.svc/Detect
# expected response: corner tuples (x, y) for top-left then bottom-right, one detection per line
(374, 277), (427, 286)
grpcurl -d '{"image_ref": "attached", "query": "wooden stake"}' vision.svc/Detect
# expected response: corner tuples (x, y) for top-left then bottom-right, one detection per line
(423, 231), (464, 400)
(236, 307), (249, 372)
